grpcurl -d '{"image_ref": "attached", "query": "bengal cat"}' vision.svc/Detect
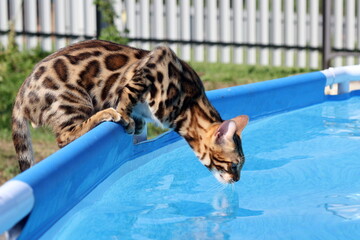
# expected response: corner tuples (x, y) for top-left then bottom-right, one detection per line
(12, 40), (249, 184)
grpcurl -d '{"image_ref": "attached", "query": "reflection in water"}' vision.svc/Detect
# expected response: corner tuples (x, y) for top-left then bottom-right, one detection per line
(322, 100), (360, 138)
(212, 187), (238, 217)
(325, 193), (360, 220)
(187, 187), (263, 240)
(211, 187), (263, 218)
(322, 115), (360, 138)
(326, 204), (360, 220)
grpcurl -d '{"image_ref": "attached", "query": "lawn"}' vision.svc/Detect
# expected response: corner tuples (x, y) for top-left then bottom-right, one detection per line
(0, 47), (313, 184)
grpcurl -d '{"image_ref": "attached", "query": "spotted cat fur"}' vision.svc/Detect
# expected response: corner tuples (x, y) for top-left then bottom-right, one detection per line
(12, 40), (248, 183)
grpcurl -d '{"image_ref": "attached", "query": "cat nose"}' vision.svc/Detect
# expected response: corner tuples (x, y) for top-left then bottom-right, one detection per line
(233, 173), (240, 182)
(231, 163), (240, 182)
(231, 163), (237, 172)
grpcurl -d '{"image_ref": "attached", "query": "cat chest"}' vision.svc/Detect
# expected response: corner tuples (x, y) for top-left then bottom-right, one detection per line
(132, 102), (163, 127)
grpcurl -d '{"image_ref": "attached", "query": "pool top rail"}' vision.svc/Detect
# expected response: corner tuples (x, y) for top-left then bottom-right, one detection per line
(322, 65), (360, 94)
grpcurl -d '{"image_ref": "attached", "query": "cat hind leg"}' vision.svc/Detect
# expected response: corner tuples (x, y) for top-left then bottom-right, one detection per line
(133, 116), (146, 135)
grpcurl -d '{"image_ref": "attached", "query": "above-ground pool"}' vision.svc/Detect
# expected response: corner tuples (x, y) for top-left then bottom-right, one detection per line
(1, 66), (360, 239)
(42, 97), (360, 240)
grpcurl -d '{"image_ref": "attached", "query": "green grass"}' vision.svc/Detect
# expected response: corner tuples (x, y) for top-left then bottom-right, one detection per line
(0, 48), (313, 183)
(0, 47), (50, 133)
(191, 62), (313, 89)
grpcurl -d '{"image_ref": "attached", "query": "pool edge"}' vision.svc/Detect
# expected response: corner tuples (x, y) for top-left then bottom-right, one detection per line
(2, 69), (329, 239)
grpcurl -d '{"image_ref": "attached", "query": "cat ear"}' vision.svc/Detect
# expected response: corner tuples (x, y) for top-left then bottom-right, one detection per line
(215, 120), (237, 144)
(231, 115), (249, 136)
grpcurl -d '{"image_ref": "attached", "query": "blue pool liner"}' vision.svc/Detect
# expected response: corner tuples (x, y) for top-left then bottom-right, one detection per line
(12, 71), (326, 239)
(2, 65), (360, 239)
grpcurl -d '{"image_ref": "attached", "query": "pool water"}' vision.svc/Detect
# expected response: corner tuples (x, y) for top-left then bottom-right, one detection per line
(40, 97), (360, 240)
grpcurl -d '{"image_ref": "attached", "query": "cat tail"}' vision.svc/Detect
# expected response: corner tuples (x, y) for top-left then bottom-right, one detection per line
(12, 98), (34, 172)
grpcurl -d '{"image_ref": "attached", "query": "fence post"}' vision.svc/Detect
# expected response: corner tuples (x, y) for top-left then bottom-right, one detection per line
(345, 0), (355, 65)
(297, 0), (306, 68)
(140, 0), (150, 50)
(154, 0), (164, 43)
(113, 0), (124, 34)
(166, 0), (177, 53)
(85, 0), (97, 40)
(247, 0), (256, 64)
(358, 0), (360, 63)
(220, 0), (230, 63)
(70, 0), (85, 44)
(322, 0), (331, 69)
(39, 0), (52, 51)
(95, 4), (101, 39)
(260, 0), (269, 66)
(125, 0), (136, 47)
(333, 0), (343, 66)
(54, 0), (67, 49)
(207, 0), (217, 62)
(194, 0), (204, 61)
(0, 0), (9, 48)
(284, 0), (294, 67)
(309, 0), (319, 69)
(180, 0), (191, 61)
(24, 0), (38, 49)
(10, 0), (23, 50)
(233, 0), (243, 64)
(272, 0), (282, 66)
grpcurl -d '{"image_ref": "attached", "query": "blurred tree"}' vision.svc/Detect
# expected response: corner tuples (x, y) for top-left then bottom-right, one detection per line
(94, 0), (129, 44)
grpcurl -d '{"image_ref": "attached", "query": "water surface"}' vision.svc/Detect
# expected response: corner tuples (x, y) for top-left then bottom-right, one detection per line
(41, 97), (360, 240)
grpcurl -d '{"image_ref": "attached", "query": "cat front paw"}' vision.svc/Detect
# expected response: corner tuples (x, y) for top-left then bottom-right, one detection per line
(100, 108), (122, 122)
(120, 117), (135, 134)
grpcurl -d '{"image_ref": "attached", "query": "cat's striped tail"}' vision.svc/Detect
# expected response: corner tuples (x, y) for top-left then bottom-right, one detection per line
(12, 98), (34, 172)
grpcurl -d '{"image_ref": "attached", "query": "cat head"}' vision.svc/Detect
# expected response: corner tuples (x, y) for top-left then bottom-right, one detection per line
(202, 115), (249, 184)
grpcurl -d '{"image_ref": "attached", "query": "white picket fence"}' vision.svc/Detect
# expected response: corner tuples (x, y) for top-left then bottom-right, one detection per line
(0, 0), (360, 68)
(0, 0), (97, 51)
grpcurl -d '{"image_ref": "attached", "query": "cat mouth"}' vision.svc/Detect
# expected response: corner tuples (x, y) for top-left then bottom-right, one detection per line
(213, 171), (240, 184)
